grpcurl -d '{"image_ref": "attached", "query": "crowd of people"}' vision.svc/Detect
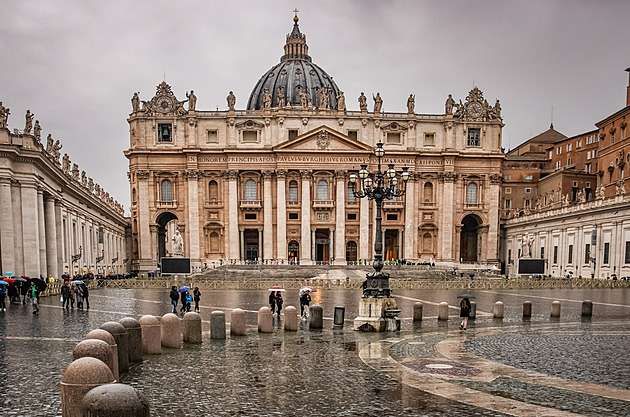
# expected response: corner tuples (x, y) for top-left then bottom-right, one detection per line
(169, 286), (201, 314)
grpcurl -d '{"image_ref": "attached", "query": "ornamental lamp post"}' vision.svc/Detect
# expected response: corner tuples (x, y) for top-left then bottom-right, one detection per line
(350, 142), (409, 331)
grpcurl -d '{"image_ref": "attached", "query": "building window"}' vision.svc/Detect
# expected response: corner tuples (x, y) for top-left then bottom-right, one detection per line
(505, 199), (511, 209)
(210, 232), (220, 252)
(289, 129), (299, 141)
(317, 180), (328, 201)
(347, 184), (356, 202)
(586, 163), (592, 173)
(244, 180), (257, 200)
(347, 213), (357, 221)
(505, 187), (511, 194)
(288, 180), (298, 202)
(504, 175), (511, 180)
(556, 147), (561, 155)
(244, 213), (256, 220)
(161, 180), (173, 201)
(347, 130), (358, 141)
(158, 123), (172, 142)
(207, 130), (218, 143)
(386, 214), (398, 221)
(585, 243), (591, 264)
(386, 132), (401, 144)
(423, 182), (433, 203)
(288, 212), (299, 220)
(549, 151), (553, 159)
(567, 143), (572, 152)
(346, 241), (358, 262)
(209, 180), (218, 201)
(525, 188), (532, 194)
(424, 133), (435, 146)
(553, 246), (558, 264)
(624, 241), (630, 264)
(467, 128), (480, 146)
(567, 157), (572, 166)
(604, 242), (610, 264)
(541, 246), (545, 259)
(524, 175), (533, 180)
(467, 183), (478, 204)
(525, 199), (531, 208)
(242, 130), (258, 142)
(568, 245), (573, 264)
(508, 249), (512, 263)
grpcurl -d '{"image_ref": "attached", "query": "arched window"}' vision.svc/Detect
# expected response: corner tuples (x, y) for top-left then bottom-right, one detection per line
(467, 183), (478, 204)
(347, 183), (356, 202)
(346, 241), (358, 262)
(423, 232), (433, 252)
(161, 180), (172, 202)
(209, 180), (218, 201)
(210, 232), (219, 252)
(288, 180), (299, 202)
(317, 179), (328, 201)
(423, 182), (433, 203)
(244, 180), (257, 201)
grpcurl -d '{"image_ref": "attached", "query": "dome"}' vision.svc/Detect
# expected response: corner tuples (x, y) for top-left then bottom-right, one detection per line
(247, 15), (342, 111)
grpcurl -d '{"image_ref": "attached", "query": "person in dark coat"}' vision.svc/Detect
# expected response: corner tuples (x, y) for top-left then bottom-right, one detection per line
(180, 289), (187, 312)
(20, 281), (29, 304)
(61, 282), (71, 309)
(268, 291), (276, 314)
(460, 297), (471, 331)
(300, 291), (311, 319)
(80, 283), (90, 310)
(193, 287), (201, 313)
(8, 283), (18, 304)
(275, 292), (283, 317)
(169, 286), (179, 313)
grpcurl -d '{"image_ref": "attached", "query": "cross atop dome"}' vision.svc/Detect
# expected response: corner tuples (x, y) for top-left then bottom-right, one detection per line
(285, 10), (308, 59)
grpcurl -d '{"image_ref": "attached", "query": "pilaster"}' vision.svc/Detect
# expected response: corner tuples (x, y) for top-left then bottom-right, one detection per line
(226, 170), (240, 260)
(262, 170), (274, 260)
(276, 170), (287, 261)
(38, 189), (47, 277)
(0, 179), (15, 274)
(300, 170), (312, 264)
(403, 174), (416, 261)
(334, 170), (346, 264)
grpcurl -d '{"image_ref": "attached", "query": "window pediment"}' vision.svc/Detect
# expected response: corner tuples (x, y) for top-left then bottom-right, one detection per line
(235, 120), (265, 130)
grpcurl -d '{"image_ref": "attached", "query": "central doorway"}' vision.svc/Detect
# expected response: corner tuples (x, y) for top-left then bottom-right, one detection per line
(156, 212), (178, 261)
(314, 229), (330, 264)
(460, 214), (481, 262)
(243, 229), (259, 261)
(384, 229), (399, 261)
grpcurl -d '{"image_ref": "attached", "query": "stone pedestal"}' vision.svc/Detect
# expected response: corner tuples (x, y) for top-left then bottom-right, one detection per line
(138, 315), (161, 355)
(119, 318), (143, 363)
(523, 301), (532, 317)
(284, 306), (298, 331)
(160, 313), (181, 348)
(438, 302), (449, 320)
(72, 340), (115, 383)
(309, 305), (323, 329)
(230, 308), (246, 336)
(493, 301), (504, 319)
(258, 307), (273, 333)
(551, 300), (561, 317)
(99, 322), (129, 374)
(84, 330), (119, 382)
(183, 312), (203, 343)
(60, 357), (114, 417)
(210, 311), (226, 340)
(81, 383), (150, 417)
(354, 297), (400, 332)
(470, 301), (477, 319)
(413, 302), (423, 322)
(582, 300), (593, 317)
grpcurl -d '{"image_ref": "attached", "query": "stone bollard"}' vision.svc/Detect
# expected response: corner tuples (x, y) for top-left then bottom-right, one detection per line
(84, 329), (119, 382)
(582, 300), (593, 317)
(100, 322), (129, 373)
(551, 300), (561, 317)
(284, 306), (298, 331)
(258, 307), (273, 333)
(470, 301), (477, 319)
(230, 308), (246, 336)
(160, 313), (182, 348)
(413, 302), (423, 322)
(138, 315), (161, 355)
(210, 311), (226, 340)
(438, 302), (449, 320)
(493, 301), (504, 319)
(310, 305), (323, 329)
(523, 301), (532, 318)
(119, 318), (143, 363)
(81, 383), (150, 417)
(60, 357), (114, 417)
(182, 312), (203, 343)
(72, 340), (115, 384)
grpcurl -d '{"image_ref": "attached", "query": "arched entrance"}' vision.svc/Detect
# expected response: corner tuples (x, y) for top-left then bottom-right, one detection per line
(460, 214), (481, 262)
(288, 240), (299, 264)
(346, 241), (357, 263)
(156, 212), (178, 261)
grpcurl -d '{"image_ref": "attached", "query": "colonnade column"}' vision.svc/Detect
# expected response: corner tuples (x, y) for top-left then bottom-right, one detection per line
(226, 170), (240, 261)
(486, 174), (501, 263)
(44, 196), (58, 278)
(300, 170), (312, 264)
(439, 172), (457, 261)
(334, 170), (346, 265)
(262, 170), (273, 260)
(12, 181), (24, 275)
(276, 170), (287, 262)
(185, 170), (201, 262)
(136, 171), (152, 266)
(0, 179), (15, 274)
(38, 189), (47, 277)
(21, 182), (40, 277)
(55, 201), (63, 276)
(403, 175), (416, 261)
(359, 193), (369, 262)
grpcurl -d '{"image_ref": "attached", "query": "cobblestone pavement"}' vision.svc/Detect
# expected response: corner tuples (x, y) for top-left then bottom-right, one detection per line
(1, 287), (629, 416)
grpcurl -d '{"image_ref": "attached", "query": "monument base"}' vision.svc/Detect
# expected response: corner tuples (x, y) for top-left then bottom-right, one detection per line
(354, 297), (400, 332)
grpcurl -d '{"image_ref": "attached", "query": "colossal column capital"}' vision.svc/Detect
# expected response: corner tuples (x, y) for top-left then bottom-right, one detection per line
(275, 169), (287, 180)
(299, 169), (312, 181)
(261, 170), (274, 180)
(223, 169), (239, 181)
(136, 170), (150, 180)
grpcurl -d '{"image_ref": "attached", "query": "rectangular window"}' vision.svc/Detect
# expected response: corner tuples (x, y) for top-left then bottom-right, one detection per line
(585, 243), (590, 264)
(347, 130), (358, 141)
(541, 246), (545, 259)
(158, 123), (172, 142)
(549, 151), (553, 159)
(611, 133), (615, 144)
(625, 242), (630, 264)
(622, 126), (626, 141)
(525, 199), (531, 208)
(525, 188), (532, 194)
(242, 130), (258, 142)
(386, 214), (398, 221)
(288, 129), (299, 141)
(424, 133), (435, 146)
(244, 213), (256, 220)
(508, 249), (512, 263)
(568, 245), (573, 264)
(553, 246), (558, 264)
(288, 186), (298, 202)
(386, 132), (401, 144)
(347, 213), (357, 221)
(207, 130), (218, 143)
(567, 143), (572, 151)
(504, 175), (511, 181)
(587, 151), (591, 160)
(504, 199), (511, 209)
(346, 186), (356, 202)
(586, 163), (592, 173)
(604, 242), (610, 264)
(98, 226), (104, 244)
(567, 157), (572, 166)
(524, 175), (533, 180)
(467, 128), (480, 146)
(288, 212), (299, 220)
(505, 187), (511, 193)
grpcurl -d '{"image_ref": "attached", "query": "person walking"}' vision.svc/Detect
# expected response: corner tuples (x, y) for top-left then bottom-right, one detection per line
(61, 282), (71, 309)
(8, 282), (18, 304)
(69, 285), (76, 309)
(193, 287), (201, 313)
(20, 281), (29, 304)
(180, 289), (187, 313)
(275, 292), (283, 318)
(169, 286), (179, 313)
(28, 282), (40, 314)
(76, 285), (84, 309)
(459, 297), (471, 331)
(268, 291), (276, 314)
(300, 291), (311, 319)
(185, 290), (193, 312)
(80, 283), (90, 310)
(0, 283), (6, 311)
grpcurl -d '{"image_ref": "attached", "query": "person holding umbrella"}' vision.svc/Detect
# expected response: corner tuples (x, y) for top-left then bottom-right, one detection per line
(275, 291), (283, 318)
(269, 291), (276, 314)
(458, 294), (473, 331)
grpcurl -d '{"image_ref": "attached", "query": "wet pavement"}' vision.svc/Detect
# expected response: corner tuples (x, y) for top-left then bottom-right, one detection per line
(1, 287), (630, 416)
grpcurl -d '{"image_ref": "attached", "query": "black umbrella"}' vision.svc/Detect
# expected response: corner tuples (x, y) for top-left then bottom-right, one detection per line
(457, 294), (476, 299)
(27, 277), (47, 292)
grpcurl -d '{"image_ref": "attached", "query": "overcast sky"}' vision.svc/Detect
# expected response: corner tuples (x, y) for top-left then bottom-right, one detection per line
(2, 0), (629, 213)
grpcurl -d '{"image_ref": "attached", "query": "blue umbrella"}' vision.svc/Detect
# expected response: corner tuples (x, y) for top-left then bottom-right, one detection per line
(3, 271), (14, 276)
(178, 286), (190, 293)
(0, 280), (8, 285)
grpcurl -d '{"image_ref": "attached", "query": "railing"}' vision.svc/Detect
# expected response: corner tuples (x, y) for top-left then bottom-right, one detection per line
(240, 200), (262, 210)
(156, 200), (177, 209)
(383, 201), (404, 211)
(312, 200), (334, 210)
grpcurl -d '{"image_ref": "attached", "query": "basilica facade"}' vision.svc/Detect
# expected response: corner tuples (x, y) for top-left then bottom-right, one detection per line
(126, 16), (504, 273)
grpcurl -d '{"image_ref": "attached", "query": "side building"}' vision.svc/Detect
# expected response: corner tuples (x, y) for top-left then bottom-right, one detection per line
(126, 16), (505, 273)
(0, 113), (129, 278)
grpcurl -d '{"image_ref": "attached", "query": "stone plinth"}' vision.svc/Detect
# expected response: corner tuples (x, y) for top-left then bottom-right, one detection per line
(354, 297), (400, 332)
(494, 301), (504, 319)
(210, 311), (226, 340)
(309, 305), (323, 329)
(84, 329), (119, 382)
(100, 322), (129, 373)
(183, 312), (202, 343)
(230, 308), (246, 336)
(523, 301), (532, 317)
(258, 307), (273, 333)
(138, 315), (161, 355)
(284, 306), (298, 331)
(551, 300), (561, 317)
(72, 340), (115, 383)
(81, 383), (150, 417)
(470, 301), (477, 319)
(582, 300), (593, 317)
(60, 357), (114, 417)
(438, 302), (449, 320)
(161, 313), (181, 348)
(119, 318), (143, 363)
(413, 302), (423, 322)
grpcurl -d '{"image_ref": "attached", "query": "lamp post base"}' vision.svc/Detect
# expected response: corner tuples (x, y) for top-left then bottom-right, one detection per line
(354, 297), (401, 332)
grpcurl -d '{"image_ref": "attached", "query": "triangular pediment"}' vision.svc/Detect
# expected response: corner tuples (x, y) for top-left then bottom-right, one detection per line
(274, 126), (374, 152)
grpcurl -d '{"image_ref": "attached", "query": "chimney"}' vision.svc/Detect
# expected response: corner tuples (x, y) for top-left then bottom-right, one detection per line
(626, 67), (630, 107)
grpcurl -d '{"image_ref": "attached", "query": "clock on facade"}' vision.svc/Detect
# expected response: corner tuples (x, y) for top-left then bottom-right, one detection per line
(157, 96), (173, 113)
(467, 102), (483, 118)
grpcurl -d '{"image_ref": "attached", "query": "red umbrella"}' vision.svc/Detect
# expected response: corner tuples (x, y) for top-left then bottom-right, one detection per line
(268, 285), (286, 292)
(3, 278), (15, 284)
